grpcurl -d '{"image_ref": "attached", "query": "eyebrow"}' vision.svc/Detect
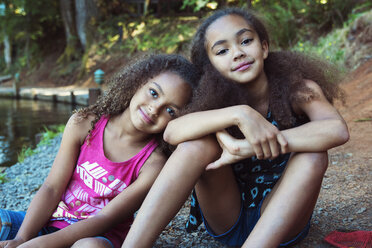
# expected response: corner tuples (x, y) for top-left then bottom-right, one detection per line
(152, 82), (181, 110)
(152, 82), (164, 95)
(211, 28), (254, 50)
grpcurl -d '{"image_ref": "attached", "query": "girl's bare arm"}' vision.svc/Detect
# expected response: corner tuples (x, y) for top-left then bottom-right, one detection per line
(10, 114), (91, 247)
(281, 80), (349, 151)
(210, 80), (349, 169)
(164, 105), (287, 160)
(18, 151), (166, 248)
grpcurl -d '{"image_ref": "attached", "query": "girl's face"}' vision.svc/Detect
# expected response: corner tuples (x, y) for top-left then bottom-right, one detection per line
(205, 14), (268, 85)
(129, 71), (191, 134)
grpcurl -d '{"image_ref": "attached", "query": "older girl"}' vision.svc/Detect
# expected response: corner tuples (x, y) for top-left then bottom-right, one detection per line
(123, 8), (349, 248)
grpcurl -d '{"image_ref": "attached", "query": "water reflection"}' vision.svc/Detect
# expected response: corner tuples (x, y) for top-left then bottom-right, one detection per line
(0, 99), (74, 167)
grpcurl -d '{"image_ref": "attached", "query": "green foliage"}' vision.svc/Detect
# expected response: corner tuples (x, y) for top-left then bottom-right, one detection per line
(17, 125), (65, 163)
(292, 27), (348, 67)
(0, 0), (61, 73)
(0, 172), (7, 184)
(17, 145), (36, 163)
(292, 6), (372, 69)
(39, 125), (65, 145)
(181, 0), (210, 12)
(95, 16), (198, 56)
(251, 0), (371, 49)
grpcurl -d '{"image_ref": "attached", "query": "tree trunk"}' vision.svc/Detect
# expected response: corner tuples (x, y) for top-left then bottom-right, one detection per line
(247, 0), (252, 8)
(144, 0), (151, 15)
(60, 0), (78, 45)
(3, 34), (11, 70)
(59, 0), (81, 63)
(75, 0), (100, 51)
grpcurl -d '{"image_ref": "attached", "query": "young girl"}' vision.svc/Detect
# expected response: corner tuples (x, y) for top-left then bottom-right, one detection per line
(0, 54), (199, 248)
(122, 8), (349, 248)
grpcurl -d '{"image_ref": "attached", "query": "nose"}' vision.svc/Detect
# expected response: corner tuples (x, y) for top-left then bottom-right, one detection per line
(147, 103), (159, 117)
(233, 46), (245, 61)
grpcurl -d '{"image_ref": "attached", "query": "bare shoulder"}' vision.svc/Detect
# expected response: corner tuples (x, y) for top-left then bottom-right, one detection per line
(303, 79), (324, 92)
(64, 113), (96, 145)
(291, 79), (328, 114)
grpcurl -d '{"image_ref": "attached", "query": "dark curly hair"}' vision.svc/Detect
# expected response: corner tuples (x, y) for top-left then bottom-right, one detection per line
(76, 54), (200, 156)
(188, 8), (344, 129)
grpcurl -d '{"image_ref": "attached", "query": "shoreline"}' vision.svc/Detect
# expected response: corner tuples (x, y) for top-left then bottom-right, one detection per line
(0, 86), (91, 106)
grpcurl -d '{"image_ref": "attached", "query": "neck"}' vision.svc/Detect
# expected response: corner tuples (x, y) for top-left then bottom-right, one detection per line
(110, 109), (152, 144)
(244, 71), (270, 114)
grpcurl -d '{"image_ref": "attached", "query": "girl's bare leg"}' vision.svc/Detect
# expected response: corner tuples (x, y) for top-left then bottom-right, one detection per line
(122, 136), (241, 248)
(243, 152), (328, 248)
(71, 237), (113, 248)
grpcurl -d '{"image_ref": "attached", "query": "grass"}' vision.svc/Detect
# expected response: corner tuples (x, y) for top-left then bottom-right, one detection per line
(0, 172), (7, 183)
(292, 24), (348, 69)
(1, 124), (65, 184)
(17, 124), (65, 163)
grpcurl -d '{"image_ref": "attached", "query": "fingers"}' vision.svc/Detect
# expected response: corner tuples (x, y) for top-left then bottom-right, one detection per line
(216, 130), (240, 155)
(250, 128), (287, 160)
(206, 161), (222, 170)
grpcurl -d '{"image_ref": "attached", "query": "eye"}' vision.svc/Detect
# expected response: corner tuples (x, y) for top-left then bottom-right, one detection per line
(216, 48), (228, 56)
(241, 38), (253, 45)
(150, 89), (158, 98)
(166, 107), (176, 117)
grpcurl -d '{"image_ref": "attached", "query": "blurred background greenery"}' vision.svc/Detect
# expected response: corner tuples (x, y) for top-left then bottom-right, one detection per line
(0, 0), (371, 84)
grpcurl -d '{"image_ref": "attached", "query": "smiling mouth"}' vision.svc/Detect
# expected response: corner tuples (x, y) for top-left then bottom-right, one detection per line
(232, 61), (253, 72)
(139, 108), (154, 124)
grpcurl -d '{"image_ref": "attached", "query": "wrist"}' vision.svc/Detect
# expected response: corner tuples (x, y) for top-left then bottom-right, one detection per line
(232, 105), (251, 126)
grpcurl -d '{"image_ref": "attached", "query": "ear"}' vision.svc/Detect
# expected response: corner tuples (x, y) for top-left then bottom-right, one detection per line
(261, 40), (269, 59)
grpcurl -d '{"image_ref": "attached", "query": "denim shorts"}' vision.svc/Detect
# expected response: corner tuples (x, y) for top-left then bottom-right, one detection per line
(0, 209), (114, 247)
(200, 198), (311, 247)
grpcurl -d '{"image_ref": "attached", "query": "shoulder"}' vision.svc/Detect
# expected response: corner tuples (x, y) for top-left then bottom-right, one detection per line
(302, 79), (324, 91)
(65, 113), (97, 145)
(291, 79), (334, 116)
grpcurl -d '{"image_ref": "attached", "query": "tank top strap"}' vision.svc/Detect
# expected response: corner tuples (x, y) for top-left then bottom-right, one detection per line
(89, 115), (109, 138)
(134, 138), (158, 177)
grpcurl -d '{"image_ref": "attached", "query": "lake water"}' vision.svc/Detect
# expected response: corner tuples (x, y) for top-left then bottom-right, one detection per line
(0, 99), (75, 167)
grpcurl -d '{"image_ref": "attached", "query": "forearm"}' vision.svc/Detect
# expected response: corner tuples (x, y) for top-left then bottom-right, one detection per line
(26, 215), (118, 248)
(15, 184), (63, 242)
(282, 119), (349, 152)
(164, 105), (251, 145)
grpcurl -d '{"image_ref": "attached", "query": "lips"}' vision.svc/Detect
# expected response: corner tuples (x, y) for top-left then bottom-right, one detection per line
(232, 61), (253, 71)
(139, 108), (154, 124)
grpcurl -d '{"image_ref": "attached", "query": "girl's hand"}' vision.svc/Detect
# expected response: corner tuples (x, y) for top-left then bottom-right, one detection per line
(206, 130), (254, 170)
(234, 106), (288, 160)
(0, 238), (25, 248)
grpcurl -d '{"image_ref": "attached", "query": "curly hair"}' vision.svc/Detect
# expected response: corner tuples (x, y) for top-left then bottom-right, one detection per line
(188, 8), (344, 129)
(76, 54), (200, 156)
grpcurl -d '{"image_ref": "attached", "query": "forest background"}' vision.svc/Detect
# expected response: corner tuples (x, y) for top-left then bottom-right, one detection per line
(1, 1), (371, 247)
(0, 0), (371, 88)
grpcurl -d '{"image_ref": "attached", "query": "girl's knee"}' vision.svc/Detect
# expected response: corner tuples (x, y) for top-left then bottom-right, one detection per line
(71, 237), (112, 248)
(176, 136), (221, 164)
(292, 152), (328, 176)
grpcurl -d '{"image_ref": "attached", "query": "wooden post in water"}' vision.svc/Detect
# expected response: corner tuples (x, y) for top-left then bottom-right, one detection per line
(88, 88), (101, 106)
(12, 80), (20, 99)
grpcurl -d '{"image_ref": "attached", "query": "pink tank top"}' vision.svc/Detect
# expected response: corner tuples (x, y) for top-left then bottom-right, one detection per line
(48, 116), (158, 248)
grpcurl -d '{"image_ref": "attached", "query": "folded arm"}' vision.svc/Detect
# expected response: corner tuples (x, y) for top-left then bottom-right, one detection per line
(164, 105), (287, 160)
(208, 80), (349, 169)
